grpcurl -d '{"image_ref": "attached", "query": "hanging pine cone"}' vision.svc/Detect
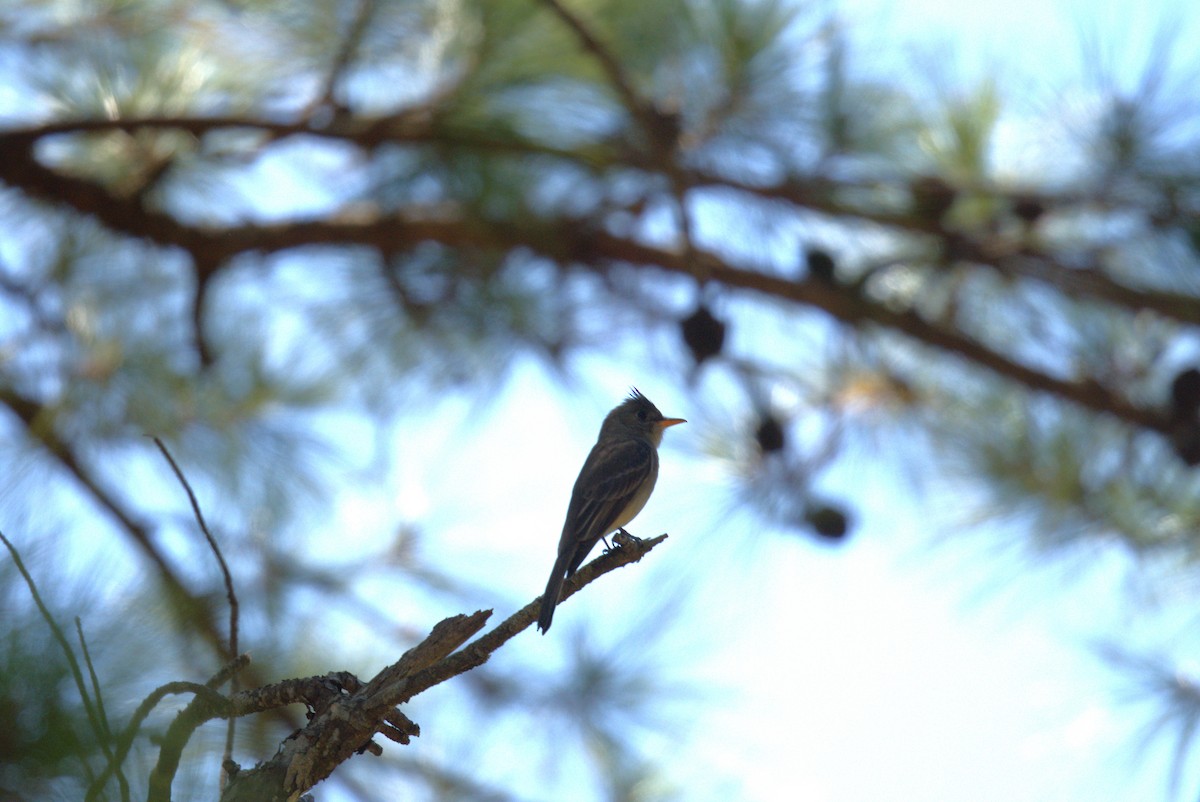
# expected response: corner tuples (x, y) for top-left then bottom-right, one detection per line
(680, 305), (726, 365)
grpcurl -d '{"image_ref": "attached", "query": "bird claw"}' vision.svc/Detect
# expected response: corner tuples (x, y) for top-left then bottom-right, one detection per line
(597, 528), (638, 554)
(601, 529), (642, 555)
(612, 528), (642, 548)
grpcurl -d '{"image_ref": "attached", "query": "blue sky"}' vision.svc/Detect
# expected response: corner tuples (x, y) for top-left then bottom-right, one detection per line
(356, 358), (1177, 802)
(5, 1), (1198, 800)
(332, 2), (1200, 799)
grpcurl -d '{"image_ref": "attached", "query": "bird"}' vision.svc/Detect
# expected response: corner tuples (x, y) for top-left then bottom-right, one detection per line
(537, 389), (685, 634)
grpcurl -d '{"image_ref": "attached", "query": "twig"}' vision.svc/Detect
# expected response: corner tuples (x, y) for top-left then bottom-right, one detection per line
(306, 0), (377, 117)
(207, 653), (252, 689)
(75, 618), (113, 740)
(152, 436), (240, 788)
(538, 0), (649, 125)
(216, 533), (669, 801)
(0, 389), (230, 653)
(75, 617), (130, 802)
(151, 437), (239, 662)
(191, 262), (215, 367)
(146, 684), (235, 802)
(401, 534), (668, 703)
(86, 680), (227, 802)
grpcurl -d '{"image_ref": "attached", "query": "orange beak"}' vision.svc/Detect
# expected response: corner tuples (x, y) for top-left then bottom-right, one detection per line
(657, 417), (687, 429)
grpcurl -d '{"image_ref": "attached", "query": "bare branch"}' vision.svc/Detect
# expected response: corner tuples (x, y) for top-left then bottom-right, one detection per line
(305, 0), (378, 117)
(152, 436), (240, 789)
(404, 533), (670, 702)
(0, 389), (229, 652)
(217, 532), (669, 801)
(146, 684), (235, 802)
(152, 438), (239, 663)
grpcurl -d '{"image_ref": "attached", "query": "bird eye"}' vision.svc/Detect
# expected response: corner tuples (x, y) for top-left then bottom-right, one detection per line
(637, 409), (648, 421)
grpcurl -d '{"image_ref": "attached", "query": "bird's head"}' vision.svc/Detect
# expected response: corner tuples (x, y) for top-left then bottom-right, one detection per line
(601, 388), (686, 445)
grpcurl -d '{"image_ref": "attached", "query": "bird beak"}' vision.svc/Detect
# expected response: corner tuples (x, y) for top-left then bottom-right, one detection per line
(657, 417), (687, 429)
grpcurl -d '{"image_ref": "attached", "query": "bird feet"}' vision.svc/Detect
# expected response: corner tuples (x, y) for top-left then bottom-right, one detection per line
(602, 529), (643, 555)
(613, 528), (642, 547)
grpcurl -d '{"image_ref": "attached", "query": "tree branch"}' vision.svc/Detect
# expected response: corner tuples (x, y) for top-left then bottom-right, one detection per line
(152, 436), (240, 789)
(0, 389), (229, 649)
(146, 684), (235, 802)
(0, 124), (1176, 434)
(538, 0), (650, 130)
(582, 233), (1171, 433)
(304, 0), (377, 117)
(404, 533), (669, 702)
(217, 533), (669, 802)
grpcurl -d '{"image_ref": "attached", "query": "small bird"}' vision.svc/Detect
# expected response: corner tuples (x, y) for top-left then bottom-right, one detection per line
(537, 389), (685, 634)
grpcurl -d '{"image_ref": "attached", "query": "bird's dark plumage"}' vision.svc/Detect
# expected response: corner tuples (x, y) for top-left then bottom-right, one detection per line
(537, 390), (684, 633)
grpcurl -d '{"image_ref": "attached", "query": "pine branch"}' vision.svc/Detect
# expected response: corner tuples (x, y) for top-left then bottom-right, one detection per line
(0, 121), (1180, 436)
(218, 534), (668, 802)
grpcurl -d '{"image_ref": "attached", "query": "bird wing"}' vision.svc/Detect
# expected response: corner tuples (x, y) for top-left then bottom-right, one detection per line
(561, 438), (655, 575)
(577, 438), (654, 501)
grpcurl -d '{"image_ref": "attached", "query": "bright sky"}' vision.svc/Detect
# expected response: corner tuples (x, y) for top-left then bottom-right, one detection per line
(335, 2), (1200, 801)
(358, 359), (1180, 802)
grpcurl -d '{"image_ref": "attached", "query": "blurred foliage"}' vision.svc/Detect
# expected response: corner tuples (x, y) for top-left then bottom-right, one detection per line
(1, 0), (1200, 800)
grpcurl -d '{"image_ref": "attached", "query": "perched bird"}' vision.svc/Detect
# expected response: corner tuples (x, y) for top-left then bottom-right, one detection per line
(537, 390), (685, 633)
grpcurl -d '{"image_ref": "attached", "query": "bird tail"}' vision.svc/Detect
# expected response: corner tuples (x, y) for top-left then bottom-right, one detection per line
(537, 549), (573, 634)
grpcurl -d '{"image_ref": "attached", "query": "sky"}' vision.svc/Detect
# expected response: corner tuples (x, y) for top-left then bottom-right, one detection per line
(5, 1), (1200, 801)
(276, 1), (1200, 799)
(342, 2), (1200, 800)
(355, 358), (1184, 802)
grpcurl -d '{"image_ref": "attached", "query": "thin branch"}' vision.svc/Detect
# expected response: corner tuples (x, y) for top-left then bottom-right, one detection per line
(0, 389), (229, 652)
(207, 653), (253, 690)
(152, 436), (240, 789)
(0, 113), (601, 166)
(538, 0), (651, 129)
(146, 684), (235, 802)
(218, 533), (669, 801)
(191, 260), (215, 367)
(305, 0), (377, 117)
(74, 618), (113, 740)
(152, 437), (239, 663)
(401, 533), (669, 704)
(75, 617), (130, 802)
